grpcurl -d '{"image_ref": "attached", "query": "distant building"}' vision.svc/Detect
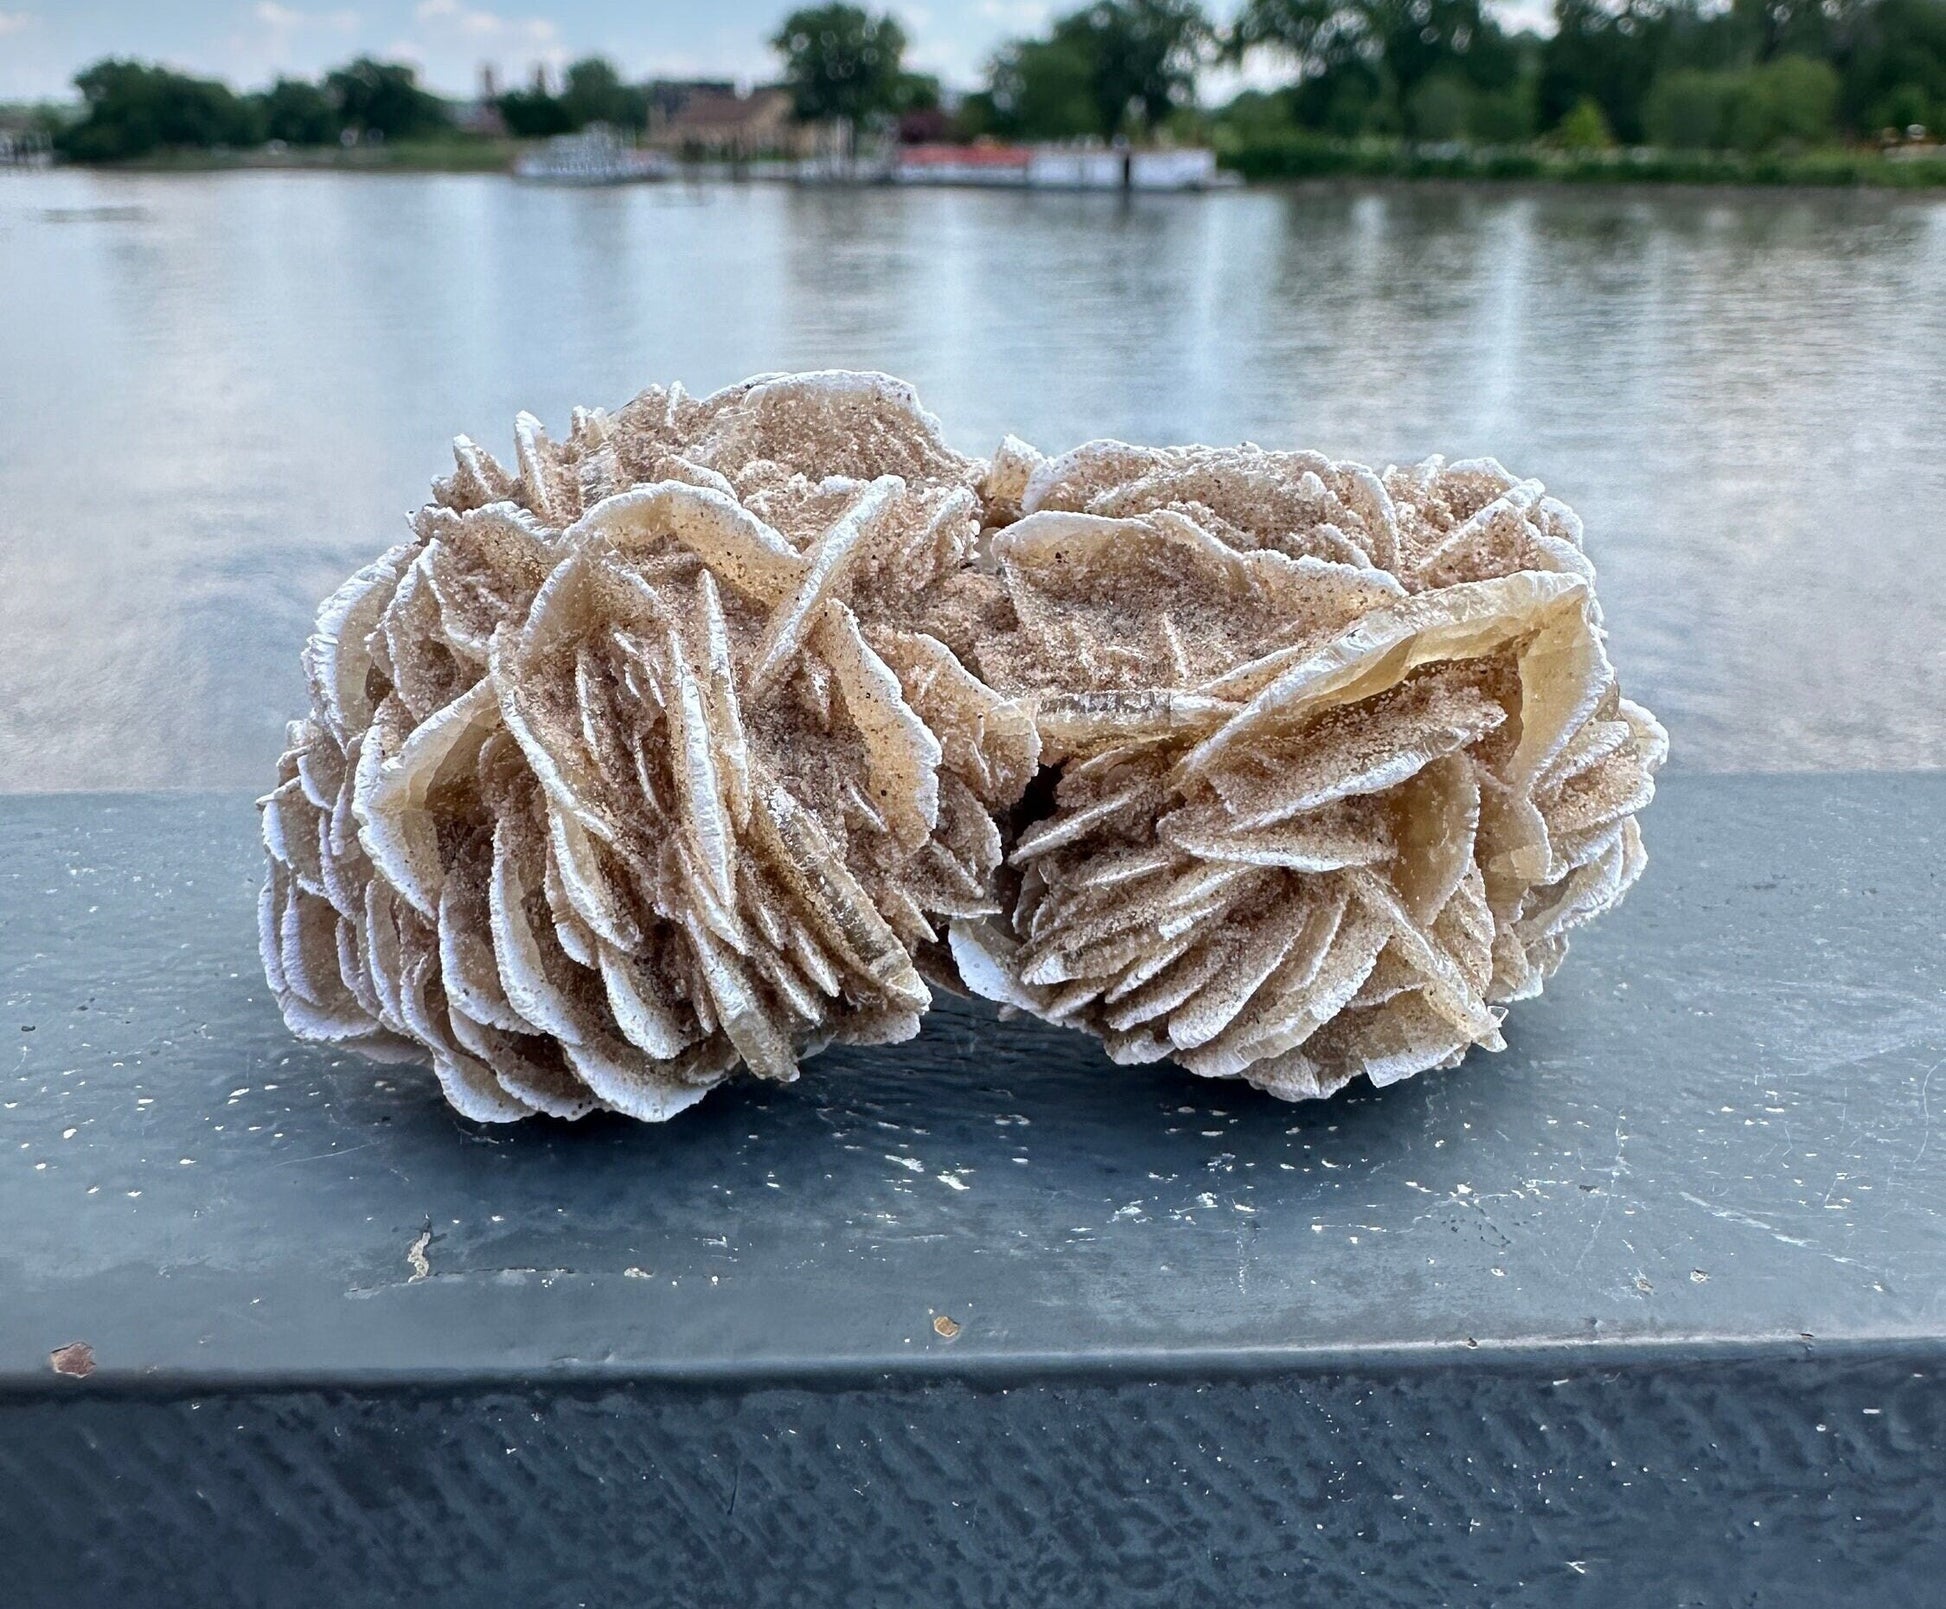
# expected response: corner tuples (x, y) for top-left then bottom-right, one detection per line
(0, 108), (56, 167)
(454, 63), (506, 138)
(648, 86), (807, 160)
(891, 143), (1222, 191)
(0, 129), (53, 168)
(894, 143), (1032, 185)
(896, 106), (952, 145)
(644, 80), (737, 127)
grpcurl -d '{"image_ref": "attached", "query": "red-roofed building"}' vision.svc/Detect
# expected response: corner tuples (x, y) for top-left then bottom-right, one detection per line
(892, 144), (1033, 185)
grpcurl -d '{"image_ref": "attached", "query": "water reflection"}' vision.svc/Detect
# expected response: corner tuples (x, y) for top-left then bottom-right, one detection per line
(1, 171), (1941, 787)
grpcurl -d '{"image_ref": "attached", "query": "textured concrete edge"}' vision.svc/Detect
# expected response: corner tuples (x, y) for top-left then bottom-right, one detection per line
(3, 1331), (1938, 1405)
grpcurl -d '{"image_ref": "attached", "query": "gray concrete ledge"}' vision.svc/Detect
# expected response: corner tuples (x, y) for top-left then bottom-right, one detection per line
(2, 776), (1943, 1604)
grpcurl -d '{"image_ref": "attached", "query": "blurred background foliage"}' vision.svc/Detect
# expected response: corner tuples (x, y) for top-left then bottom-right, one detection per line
(22, 0), (1946, 174)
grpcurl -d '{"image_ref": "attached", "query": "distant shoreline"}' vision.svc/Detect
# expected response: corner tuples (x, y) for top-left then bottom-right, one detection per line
(31, 140), (1946, 193)
(54, 140), (523, 175)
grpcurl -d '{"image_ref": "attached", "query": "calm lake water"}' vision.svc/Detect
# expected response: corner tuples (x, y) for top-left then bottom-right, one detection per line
(2, 170), (1943, 789)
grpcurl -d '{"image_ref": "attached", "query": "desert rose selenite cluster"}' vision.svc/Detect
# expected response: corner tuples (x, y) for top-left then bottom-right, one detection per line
(260, 372), (1665, 1122)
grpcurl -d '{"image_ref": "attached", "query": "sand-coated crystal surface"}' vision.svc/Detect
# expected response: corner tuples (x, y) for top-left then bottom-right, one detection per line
(261, 373), (1663, 1120)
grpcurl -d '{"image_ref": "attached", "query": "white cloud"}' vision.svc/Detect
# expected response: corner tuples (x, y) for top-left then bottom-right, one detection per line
(253, 4), (357, 29)
(977, 0), (1051, 29)
(411, 0), (554, 44)
(397, 2), (565, 92)
(900, 0), (1032, 78)
(1493, 0), (1557, 36)
(0, 9), (36, 37)
(229, 3), (359, 87)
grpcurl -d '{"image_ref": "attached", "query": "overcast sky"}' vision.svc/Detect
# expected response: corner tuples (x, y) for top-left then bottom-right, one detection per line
(0, 1), (1554, 104)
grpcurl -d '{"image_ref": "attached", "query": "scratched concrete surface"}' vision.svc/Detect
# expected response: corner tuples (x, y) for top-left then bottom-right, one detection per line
(0, 776), (1942, 1383)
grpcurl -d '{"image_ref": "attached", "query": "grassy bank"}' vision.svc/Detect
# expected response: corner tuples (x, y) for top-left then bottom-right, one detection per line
(1218, 135), (1946, 190)
(90, 137), (522, 174)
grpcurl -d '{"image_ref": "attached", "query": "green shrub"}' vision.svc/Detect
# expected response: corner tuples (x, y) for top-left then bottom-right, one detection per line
(256, 78), (339, 147)
(1728, 56), (1839, 152)
(1869, 83), (1937, 135)
(1555, 96), (1615, 150)
(1406, 74), (1469, 142)
(1645, 70), (1734, 149)
(1468, 85), (1536, 145)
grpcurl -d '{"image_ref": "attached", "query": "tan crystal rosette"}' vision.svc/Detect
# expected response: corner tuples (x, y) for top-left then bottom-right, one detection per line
(260, 372), (1038, 1121)
(261, 373), (1664, 1120)
(954, 439), (1668, 1101)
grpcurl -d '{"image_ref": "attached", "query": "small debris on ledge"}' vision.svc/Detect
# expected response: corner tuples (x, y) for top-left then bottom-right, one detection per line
(49, 1341), (95, 1378)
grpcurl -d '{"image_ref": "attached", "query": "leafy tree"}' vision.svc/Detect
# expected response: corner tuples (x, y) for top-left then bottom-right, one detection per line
(256, 77), (339, 146)
(1407, 71), (1471, 139)
(979, 1), (1210, 139)
(1231, 0), (1524, 137)
(1728, 53), (1841, 146)
(1644, 66), (1736, 145)
(1235, 0), (1521, 102)
(771, 5), (910, 126)
(1053, 0), (1213, 136)
(1297, 57), (1398, 134)
(1730, 0), (1853, 64)
(1841, 0), (1946, 134)
(59, 60), (263, 161)
(498, 85), (574, 138)
(325, 58), (449, 142)
(1868, 78), (1937, 132)
(1469, 80), (1537, 141)
(1539, 0), (1875, 145)
(559, 57), (649, 131)
(1540, 0), (1675, 142)
(1645, 55), (1838, 149)
(1215, 0), (1939, 148)
(981, 35), (1102, 136)
(893, 71), (944, 112)
(1212, 85), (1304, 143)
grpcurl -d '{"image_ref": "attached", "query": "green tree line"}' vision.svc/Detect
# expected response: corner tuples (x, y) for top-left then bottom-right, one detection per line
(57, 57), (453, 161)
(53, 54), (689, 161)
(767, 0), (1946, 152)
(974, 0), (1946, 150)
(50, 6), (947, 163)
(45, 0), (1946, 165)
